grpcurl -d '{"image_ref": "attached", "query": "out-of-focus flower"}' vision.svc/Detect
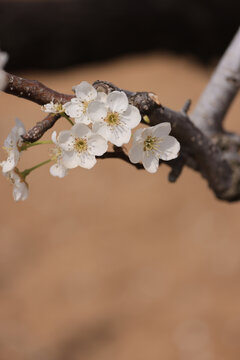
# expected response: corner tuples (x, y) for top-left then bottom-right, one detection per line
(3, 169), (29, 201)
(129, 123), (180, 173)
(1, 119), (26, 173)
(88, 91), (141, 146)
(49, 131), (68, 178)
(57, 123), (108, 169)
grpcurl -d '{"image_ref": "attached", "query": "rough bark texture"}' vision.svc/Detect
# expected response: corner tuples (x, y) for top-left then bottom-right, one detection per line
(2, 72), (239, 201)
(192, 27), (240, 135)
(22, 114), (61, 142)
(2, 27), (240, 202)
(5, 73), (73, 105)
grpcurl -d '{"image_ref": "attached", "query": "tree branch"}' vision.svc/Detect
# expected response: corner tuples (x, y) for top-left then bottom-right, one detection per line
(22, 113), (61, 143)
(100, 147), (144, 170)
(4, 72), (73, 105)
(2, 27), (240, 202)
(191, 27), (240, 136)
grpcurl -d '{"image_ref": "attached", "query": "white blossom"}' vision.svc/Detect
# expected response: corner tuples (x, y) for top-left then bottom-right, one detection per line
(63, 81), (99, 125)
(88, 91), (141, 146)
(3, 169), (29, 201)
(41, 101), (64, 114)
(0, 50), (8, 90)
(49, 131), (68, 178)
(57, 123), (108, 169)
(129, 123), (180, 173)
(1, 119), (26, 173)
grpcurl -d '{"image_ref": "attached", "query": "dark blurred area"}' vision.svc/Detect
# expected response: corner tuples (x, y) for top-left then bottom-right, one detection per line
(0, 0), (239, 70)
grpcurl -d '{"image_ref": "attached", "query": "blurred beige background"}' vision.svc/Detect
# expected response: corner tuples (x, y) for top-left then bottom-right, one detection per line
(0, 53), (240, 360)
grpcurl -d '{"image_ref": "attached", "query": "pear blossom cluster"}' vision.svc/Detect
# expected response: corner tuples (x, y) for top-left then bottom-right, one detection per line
(1, 81), (180, 201)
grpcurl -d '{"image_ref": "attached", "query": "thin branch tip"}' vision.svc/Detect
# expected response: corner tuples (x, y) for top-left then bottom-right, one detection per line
(181, 99), (192, 114)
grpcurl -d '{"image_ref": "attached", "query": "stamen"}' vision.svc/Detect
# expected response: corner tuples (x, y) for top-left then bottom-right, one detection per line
(143, 136), (162, 152)
(74, 138), (88, 153)
(105, 112), (120, 126)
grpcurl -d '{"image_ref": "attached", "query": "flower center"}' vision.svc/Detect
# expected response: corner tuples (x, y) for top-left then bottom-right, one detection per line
(55, 103), (63, 113)
(105, 112), (120, 126)
(74, 138), (88, 153)
(143, 136), (160, 152)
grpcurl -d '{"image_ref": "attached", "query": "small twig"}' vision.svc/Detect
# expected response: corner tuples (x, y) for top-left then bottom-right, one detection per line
(22, 114), (61, 142)
(100, 148), (144, 170)
(167, 155), (186, 182)
(181, 99), (192, 114)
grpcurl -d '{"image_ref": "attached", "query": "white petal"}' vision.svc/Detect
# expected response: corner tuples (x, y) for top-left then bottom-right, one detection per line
(58, 131), (75, 151)
(129, 143), (143, 164)
(133, 128), (144, 141)
(42, 102), (58, 113)
(70, 97), (82, 104)
(142, 152), (159, 173)
(87, 101), (107, 123)
(77, 152), (97, 169)
(96, 92), (107, 103)
(63, 102), (84, 118)
(13, 182), (28, 201)
(2, 150), (19, 173)
(107, 91), (128, 113)
(109, 124), (131, 146)
(141, 127), (154, 139)
(74, 113), (91, 125)
(4, 130), (17, 148)
(20, 184), (29, 201)
(152, 122), (171, 137)
(62, 151), (80, 169)
(15, 118), (26, 137)
(50, 163), (68, 178)
(51, 131), (58, 145)
(157, 136), (180, 161)
(92, 122), (111, 141)
(88, 134), (108, 156)
(120, 105), (141, 129)
(71, 123), (91, 138)
(73, 81), (97, 102)
(62, 100), (71, 109)
(13, 186), (22, 201)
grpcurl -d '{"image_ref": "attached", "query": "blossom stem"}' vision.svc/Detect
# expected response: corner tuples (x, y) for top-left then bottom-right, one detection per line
(22, 159), (52, 178)
(20, 140), (53, 151)
(62, 113), (74, 126)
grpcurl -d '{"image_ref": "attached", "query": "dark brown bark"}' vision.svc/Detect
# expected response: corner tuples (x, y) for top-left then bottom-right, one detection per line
(2, 73), (240, 202)
(5, 73), (73, 105)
